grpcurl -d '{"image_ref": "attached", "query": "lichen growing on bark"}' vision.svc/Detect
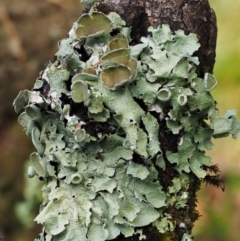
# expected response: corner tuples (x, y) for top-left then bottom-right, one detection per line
(13, 2), (240, 241)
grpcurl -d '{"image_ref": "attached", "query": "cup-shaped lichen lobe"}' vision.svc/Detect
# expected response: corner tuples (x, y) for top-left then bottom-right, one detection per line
(30, 152), (46, 177)
(101, 66), (132, 89)
(177, 94), (187, 106)
(28, 166), (36, 178)
(71, 80), (89, 103)
(109, 34), (129, 50)
(101, 48), (131, 65)
(74, 129), (86, 142)
(204, 72), (217, 91)
(75, 12), (112, 39)
(157, 88), (172, 101)
(25, 104), (41, 120)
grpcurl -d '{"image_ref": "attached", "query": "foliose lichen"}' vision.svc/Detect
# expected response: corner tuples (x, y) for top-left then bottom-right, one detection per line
(13, 2), (240, 241)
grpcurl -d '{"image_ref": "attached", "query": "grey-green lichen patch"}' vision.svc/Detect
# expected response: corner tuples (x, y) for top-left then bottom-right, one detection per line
(13, 5), (240, 241)
(211, 109), (240, 139)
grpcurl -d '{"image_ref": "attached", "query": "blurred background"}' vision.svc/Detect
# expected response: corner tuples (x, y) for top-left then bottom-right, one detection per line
(0, 0), (239, 240)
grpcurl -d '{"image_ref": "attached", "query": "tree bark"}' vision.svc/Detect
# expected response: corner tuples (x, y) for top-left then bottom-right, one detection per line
(84, 1), (217, 240)
(96, 0), (217, 77)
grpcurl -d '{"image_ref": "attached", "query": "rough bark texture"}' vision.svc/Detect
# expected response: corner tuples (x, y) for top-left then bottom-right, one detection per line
(95, 0), (217, 77)
(84, 1), (217, 240)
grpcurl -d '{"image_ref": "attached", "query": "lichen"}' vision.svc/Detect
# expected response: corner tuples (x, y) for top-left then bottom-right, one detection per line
(13, 4), (240, 241)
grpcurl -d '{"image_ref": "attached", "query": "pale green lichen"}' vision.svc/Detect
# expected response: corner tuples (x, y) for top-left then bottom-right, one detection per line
(13, 5), (240, 241)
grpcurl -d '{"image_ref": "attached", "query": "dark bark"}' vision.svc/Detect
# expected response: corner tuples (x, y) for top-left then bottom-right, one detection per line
(95, 0), (217, 77)
(84, 1), (217, 240)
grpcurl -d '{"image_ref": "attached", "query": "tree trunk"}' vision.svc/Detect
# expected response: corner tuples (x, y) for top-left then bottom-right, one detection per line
(85, 1), (217, 240)
(13, 1), (218, 240)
